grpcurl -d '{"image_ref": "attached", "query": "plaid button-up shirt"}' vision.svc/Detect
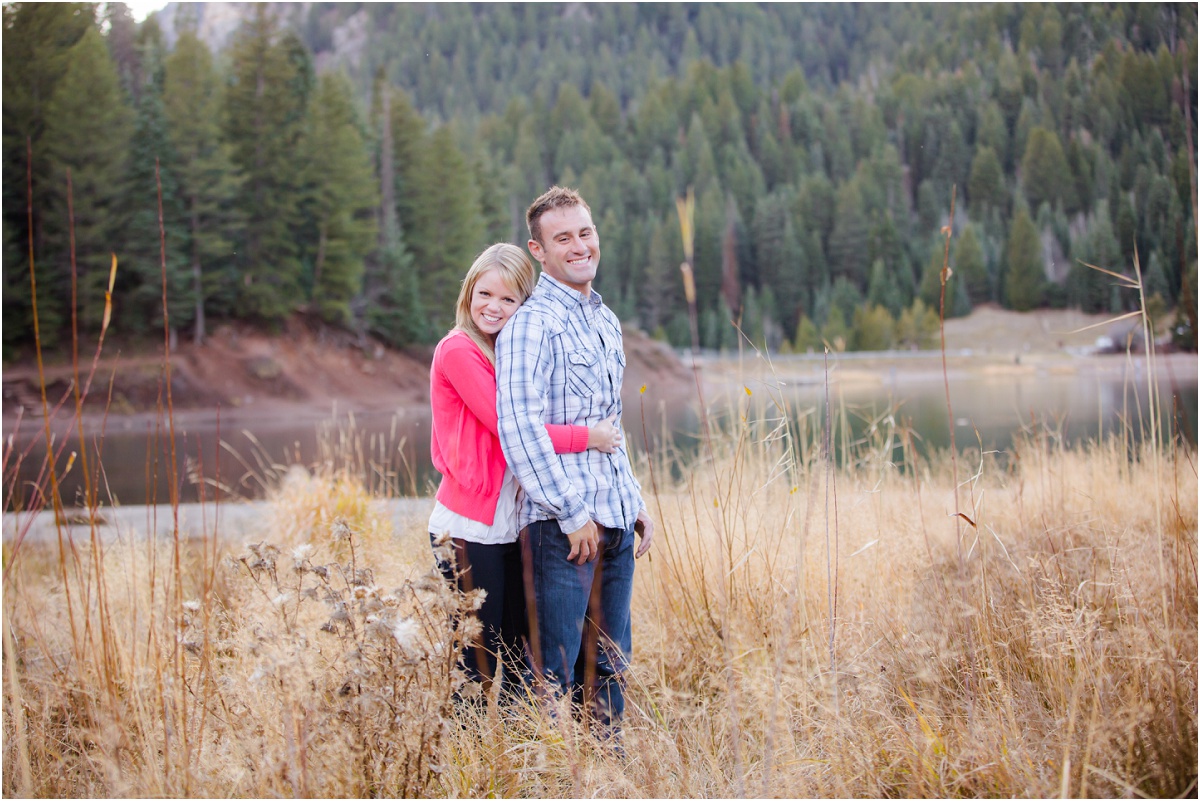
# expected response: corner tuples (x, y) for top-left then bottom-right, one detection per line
(496, 272), (645, 534)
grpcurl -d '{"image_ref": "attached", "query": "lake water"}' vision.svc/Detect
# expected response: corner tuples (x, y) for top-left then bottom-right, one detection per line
(4, 353), (1194, 509)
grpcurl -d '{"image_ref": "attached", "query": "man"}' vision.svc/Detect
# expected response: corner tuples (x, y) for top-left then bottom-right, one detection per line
(496, 185), (654, 733)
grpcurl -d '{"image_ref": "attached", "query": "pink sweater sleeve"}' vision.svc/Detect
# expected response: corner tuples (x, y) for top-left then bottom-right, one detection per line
(439, 335), (589, 454)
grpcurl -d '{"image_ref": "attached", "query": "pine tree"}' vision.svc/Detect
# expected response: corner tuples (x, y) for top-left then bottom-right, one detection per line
(1005, 206), (1045, 311)
(827, 178), (869, 287)
(388, 85), (429, 241)
(1069, 204), (1119, 313)
(163, 29), (242, 344)
(641, 215), (684, 334)
(896, 299), (938, 349)
(1021, 127), (1075, 213)
(976, 101), (1009, 169)
(223, 6), (311, 323)
(866, 258), (903, 319)
(820, 305), (850, 352)
(794, 173), (835, 260)
(752, 190), (806, 338)
(40, 25), (135, 338)
(680, 114), (719, 193)
(931, 119), (970, 200)
(866, 211), (910, 303)
(404, 125), (486, 332)
(104, 2), (141, 97)
(298, 71), (378, 324)
(739, 285), (765, 349)
(955, 224), (990, 304)
(851, 304), (895, 352)
(117, 89), (190, 337)
(792, 315), (821, 353)
(968, 145), (1005, 214)
(719, 195), (743, 314)
(2, 2), (95, 352)
(917, 249), (945, 310)
(365, 241), (430, 347)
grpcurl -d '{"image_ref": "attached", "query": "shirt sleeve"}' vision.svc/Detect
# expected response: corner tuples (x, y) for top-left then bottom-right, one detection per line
(496, 312), (591, 533)
(441, 335), (589, 454)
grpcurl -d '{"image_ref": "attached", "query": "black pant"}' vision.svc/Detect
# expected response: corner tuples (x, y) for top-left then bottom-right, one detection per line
(430, 533), (529, 688)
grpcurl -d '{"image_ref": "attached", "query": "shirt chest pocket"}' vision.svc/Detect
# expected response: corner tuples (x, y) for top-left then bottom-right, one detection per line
(566, 349), (602, 398)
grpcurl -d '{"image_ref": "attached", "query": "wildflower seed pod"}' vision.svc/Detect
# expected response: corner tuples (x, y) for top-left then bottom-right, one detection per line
(332, 519), (351, 541)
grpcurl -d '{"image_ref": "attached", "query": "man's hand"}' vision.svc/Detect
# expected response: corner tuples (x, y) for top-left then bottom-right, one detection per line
(566, 519), (600, 564)
(633, 509), (655, 558)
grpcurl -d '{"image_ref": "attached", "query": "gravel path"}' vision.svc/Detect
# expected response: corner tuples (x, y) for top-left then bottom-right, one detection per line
(2, 497), (435, 546)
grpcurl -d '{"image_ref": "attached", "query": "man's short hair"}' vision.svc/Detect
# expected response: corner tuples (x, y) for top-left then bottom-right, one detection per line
(526, 186), (592, 246)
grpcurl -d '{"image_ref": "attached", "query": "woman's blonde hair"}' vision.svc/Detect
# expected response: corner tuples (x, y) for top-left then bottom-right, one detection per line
(454, 243), (538, 364)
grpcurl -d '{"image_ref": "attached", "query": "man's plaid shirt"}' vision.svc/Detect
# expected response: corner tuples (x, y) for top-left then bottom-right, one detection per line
(496, 272), (645, 534)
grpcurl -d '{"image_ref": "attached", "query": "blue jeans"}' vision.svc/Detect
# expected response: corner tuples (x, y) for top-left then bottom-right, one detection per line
(522, 519), (635, 732)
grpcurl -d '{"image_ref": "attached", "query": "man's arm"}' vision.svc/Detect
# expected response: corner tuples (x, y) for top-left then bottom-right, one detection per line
(496, 311), (592, 537)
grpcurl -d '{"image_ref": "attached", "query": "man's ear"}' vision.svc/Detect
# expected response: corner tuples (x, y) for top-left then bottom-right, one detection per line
(527, 238), (545, 264)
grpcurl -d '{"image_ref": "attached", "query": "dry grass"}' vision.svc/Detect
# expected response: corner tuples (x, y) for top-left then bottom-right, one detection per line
(8, 143), (1192, 797)
(619, 424), (1197, 798)
(3, 405), (1195, 797)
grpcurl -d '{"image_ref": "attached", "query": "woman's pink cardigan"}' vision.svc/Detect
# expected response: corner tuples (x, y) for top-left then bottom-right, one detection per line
(430, 330), (589, 526)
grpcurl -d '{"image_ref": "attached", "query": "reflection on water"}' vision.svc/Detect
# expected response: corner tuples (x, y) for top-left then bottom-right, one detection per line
(5, 358), (1195, 508)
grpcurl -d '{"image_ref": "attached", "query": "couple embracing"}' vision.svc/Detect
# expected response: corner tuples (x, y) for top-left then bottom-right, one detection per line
(427, 186), (655, 734)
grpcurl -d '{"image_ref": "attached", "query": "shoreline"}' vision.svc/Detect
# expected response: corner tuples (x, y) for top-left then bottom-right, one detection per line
(3, 351), (1195, 439)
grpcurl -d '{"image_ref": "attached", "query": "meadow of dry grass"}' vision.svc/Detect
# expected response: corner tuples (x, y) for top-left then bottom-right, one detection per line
(3, 391), (1196, 797)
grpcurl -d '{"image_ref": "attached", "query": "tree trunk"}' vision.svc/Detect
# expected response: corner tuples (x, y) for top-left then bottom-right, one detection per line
(191, 195), (205, 345)
(379, 83), (397, 250)
(312, 221), (328, 309)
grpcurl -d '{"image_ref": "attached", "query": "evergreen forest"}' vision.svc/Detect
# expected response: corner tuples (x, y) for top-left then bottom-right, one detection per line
(3, 2), (1197, 359)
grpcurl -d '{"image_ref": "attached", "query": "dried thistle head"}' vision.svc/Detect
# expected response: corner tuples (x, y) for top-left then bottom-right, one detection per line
(331, 518), (352, 541)
(291, 543), (314, 571)
(365, 615), (393, 640)
(413, 571), (444, 594)
(393, 617), (421, 654)
(458, 614), (483, 644)
(463, 588), (487, 612)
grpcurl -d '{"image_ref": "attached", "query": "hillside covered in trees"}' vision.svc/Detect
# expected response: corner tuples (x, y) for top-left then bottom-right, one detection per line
(3, 2), (1196, 360)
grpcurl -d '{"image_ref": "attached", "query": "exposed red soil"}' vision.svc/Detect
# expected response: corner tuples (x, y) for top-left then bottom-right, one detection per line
(2, 317), (692, 434)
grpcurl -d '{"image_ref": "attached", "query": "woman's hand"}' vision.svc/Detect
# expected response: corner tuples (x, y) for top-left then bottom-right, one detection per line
(587, 416), (622, 453)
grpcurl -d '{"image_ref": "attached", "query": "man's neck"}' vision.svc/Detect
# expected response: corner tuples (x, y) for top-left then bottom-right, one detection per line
(542, 272), (592, 298)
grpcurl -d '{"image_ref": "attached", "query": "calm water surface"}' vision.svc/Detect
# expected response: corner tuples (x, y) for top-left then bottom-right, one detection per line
(5, 354), (1195, 508)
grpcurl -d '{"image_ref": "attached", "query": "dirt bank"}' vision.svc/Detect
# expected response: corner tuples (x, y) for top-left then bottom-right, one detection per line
(3, 305), (1188, 436)
(2, 317), (693, 434)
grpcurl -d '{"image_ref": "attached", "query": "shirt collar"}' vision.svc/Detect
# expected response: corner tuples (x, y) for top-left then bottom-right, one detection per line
(537, 272), (603, 311)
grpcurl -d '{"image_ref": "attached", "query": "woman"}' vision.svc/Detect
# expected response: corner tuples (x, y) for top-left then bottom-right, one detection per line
(428, 242), (620, 692)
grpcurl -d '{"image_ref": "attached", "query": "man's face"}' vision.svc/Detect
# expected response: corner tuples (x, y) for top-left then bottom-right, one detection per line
(528, 204), (599, 293)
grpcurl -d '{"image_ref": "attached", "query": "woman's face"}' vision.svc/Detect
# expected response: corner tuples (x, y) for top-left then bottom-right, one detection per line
(470, 268), (522, 338)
